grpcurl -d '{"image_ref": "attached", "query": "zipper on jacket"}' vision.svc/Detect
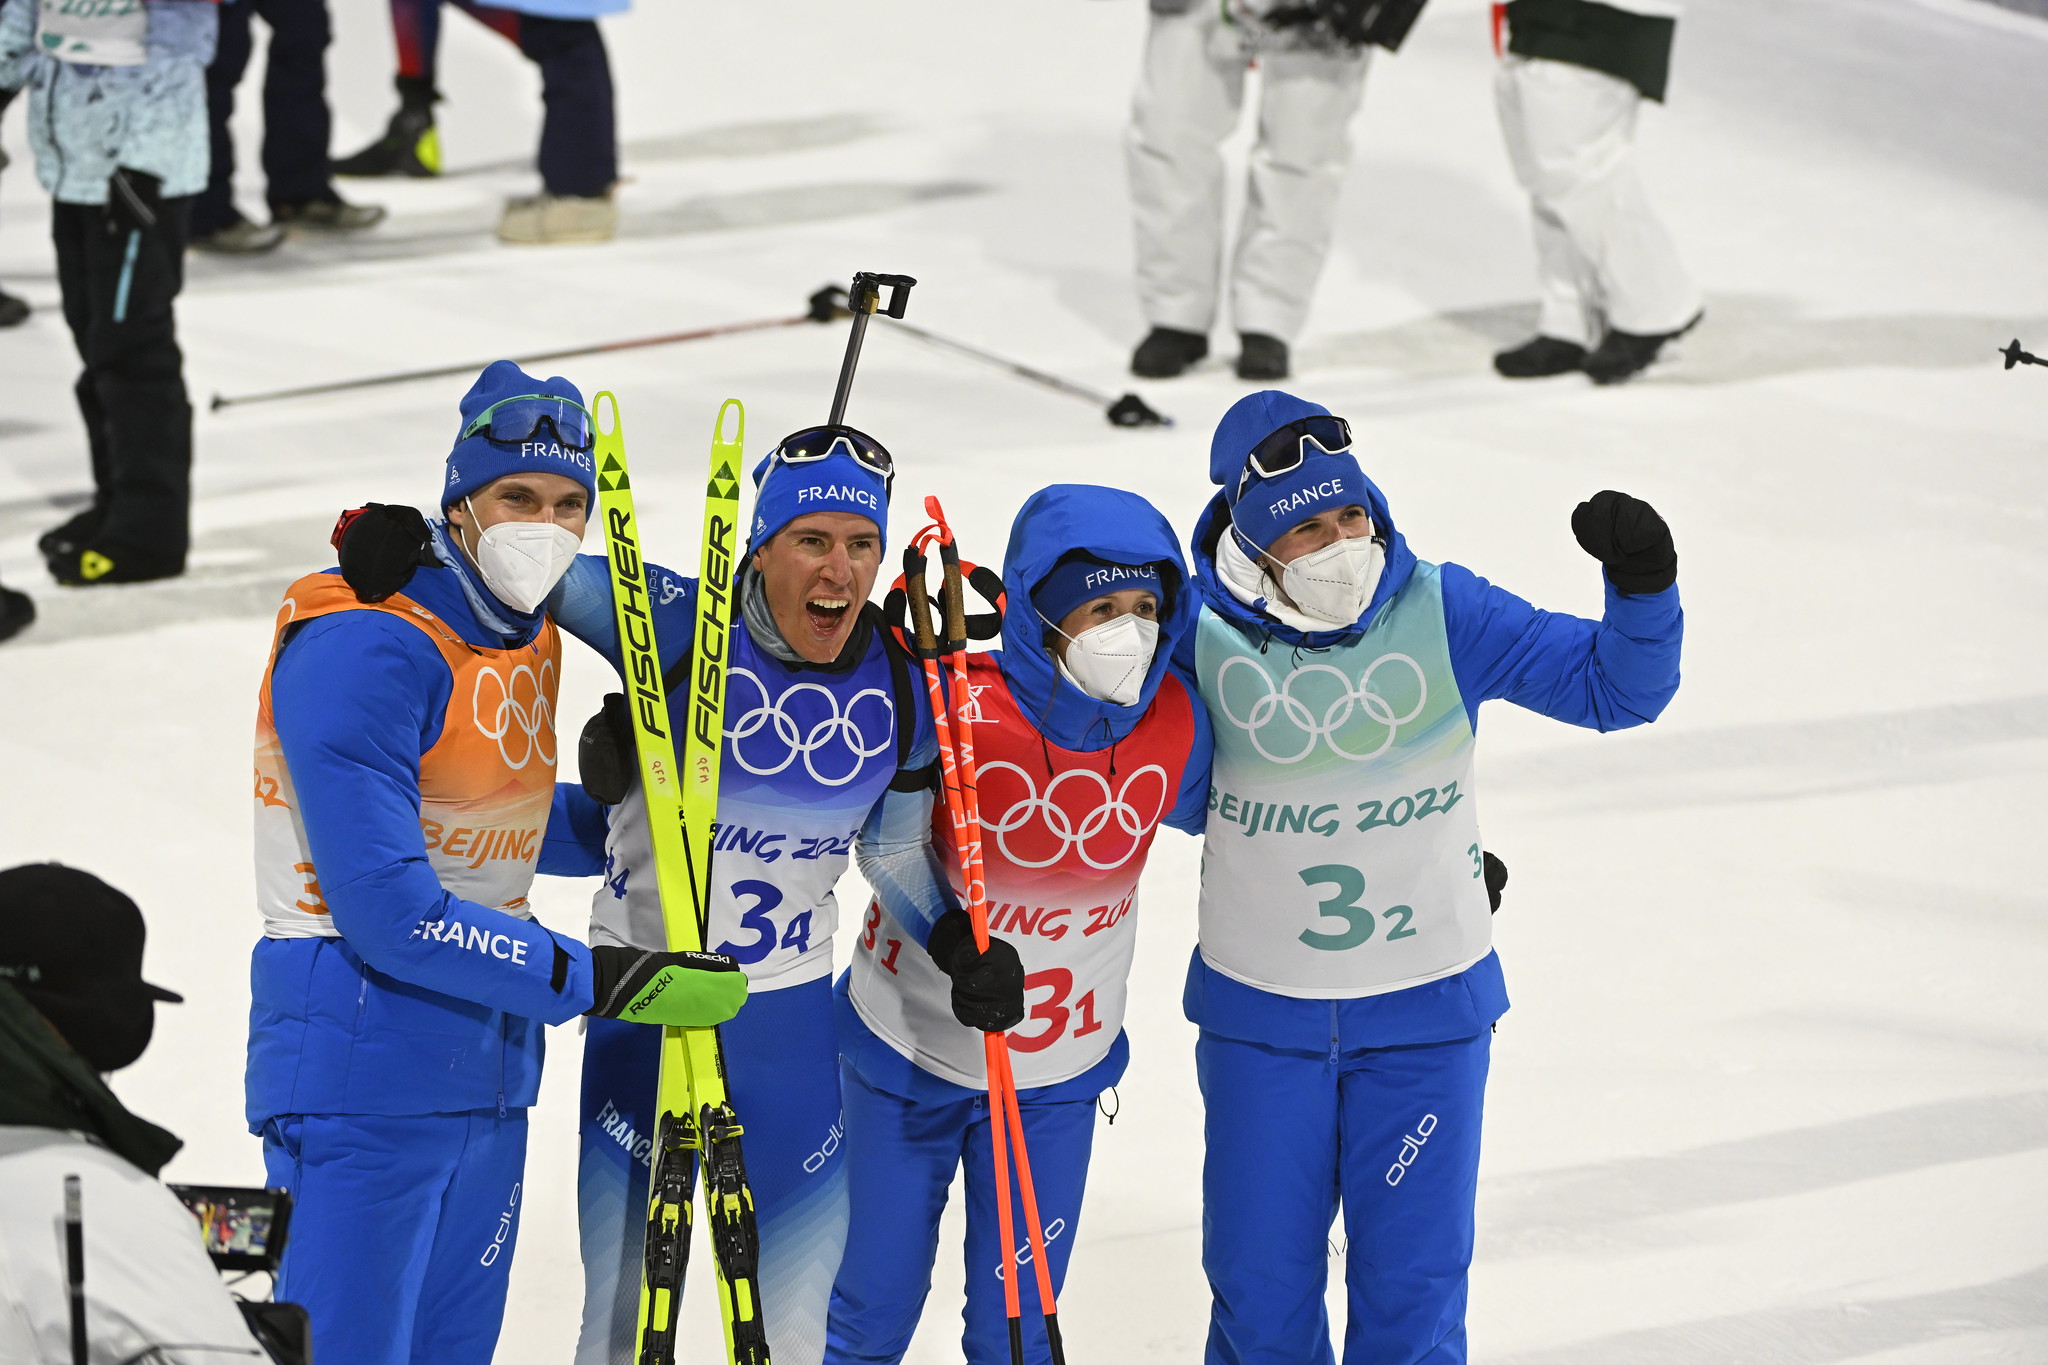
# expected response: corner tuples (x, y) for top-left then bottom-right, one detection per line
(497, 1013), (509, 1118)
(1328, 1001), (1340, 1069)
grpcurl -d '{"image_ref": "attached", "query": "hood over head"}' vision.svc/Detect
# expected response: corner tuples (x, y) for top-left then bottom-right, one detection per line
(998, 485), (1196, 750)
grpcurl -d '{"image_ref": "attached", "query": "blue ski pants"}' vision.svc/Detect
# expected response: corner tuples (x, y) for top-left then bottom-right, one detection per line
(1197, 1029), (1491, 1365)
(576, 976), (847, 1365)
(261, 1108), (528, 1365)
(823, 1062), (1097, 1365)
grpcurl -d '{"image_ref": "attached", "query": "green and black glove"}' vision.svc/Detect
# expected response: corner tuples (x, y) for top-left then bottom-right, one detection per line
(587, 945), (747, 1028)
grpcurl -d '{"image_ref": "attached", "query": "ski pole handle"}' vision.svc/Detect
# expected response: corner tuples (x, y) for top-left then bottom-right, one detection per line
(827, 271), (917, 426)
(903, 545), (939, 658)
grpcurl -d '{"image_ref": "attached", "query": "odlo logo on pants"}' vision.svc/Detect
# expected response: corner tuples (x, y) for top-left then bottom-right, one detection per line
(1384, 1114), (1439, 1187)
(479, 1182), (522, 1266)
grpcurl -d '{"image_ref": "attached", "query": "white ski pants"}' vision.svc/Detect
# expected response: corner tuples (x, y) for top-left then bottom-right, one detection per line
(1495, 54), (1700, 344)
(1126, 6), (1370, 342)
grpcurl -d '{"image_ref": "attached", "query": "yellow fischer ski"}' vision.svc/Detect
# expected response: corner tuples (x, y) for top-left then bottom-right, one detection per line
(593, 392), (769, 1365)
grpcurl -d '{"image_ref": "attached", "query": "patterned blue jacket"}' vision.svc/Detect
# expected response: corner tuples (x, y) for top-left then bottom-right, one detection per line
(0, 0), (216, 204)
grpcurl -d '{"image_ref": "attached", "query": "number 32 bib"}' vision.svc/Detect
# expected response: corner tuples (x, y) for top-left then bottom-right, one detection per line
(1193, 560), (1491, 999)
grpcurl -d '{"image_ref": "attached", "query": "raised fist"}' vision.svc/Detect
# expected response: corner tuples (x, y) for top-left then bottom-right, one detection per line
(1572, 490), (1676, 596)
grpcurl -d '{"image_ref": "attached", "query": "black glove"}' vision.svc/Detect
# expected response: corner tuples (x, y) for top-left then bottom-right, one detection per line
(587, 944), (747, 1028)
(1572, 490), (1677, 596)
(1483, 850), (1507, 914)
(333, 503), (437, 602)
(926, 908), (1025, 1033)
(107, 167), (164, 236)
(579, 693), (636, 805)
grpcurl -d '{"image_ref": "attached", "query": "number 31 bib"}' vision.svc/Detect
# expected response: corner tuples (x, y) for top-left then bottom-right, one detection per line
(1193, 560), (1491, 999)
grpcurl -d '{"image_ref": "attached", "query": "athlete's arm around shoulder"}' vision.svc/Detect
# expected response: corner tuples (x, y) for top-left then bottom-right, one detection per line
(1161, 663), (1217, 835)
(270, 610), (595, 1023)
(546, 551), (698, 680)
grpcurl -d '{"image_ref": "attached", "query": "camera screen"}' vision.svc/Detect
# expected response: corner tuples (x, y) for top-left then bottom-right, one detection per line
(167, 1185), (293, 1272)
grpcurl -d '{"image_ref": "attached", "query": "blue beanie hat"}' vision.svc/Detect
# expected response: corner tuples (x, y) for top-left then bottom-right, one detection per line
(442, 360), (598, 511)
(1210, 389), (1368, 555)
(749, 438), (889, 552)
(1031, 554), (1165, 627)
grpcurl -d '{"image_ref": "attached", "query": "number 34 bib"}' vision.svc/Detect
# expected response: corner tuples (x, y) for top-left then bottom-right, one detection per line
(1193, 560), (1491, 999)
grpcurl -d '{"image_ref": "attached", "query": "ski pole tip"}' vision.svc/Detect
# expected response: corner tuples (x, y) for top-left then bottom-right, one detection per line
(1107, 393), (1170, 428)
(209, 392), (227, 412)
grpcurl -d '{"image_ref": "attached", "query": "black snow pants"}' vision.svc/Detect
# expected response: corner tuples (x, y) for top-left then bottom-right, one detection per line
(52, 198), (196, 569)
(195, 0), (337, 234)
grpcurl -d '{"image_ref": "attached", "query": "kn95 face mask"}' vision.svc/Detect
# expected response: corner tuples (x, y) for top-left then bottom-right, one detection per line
(462, 498), (583, 614)
(1048, 611), (1160, 707)
(1279, 534), (1384, 627)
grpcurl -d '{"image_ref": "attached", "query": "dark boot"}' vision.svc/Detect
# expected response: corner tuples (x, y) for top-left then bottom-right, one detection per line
(37, 506), (106, 560)
(1236, 332), (1289, 381)
(1493, 335), (1587, 379)
(0, 287), (26, 327)
(0, 582), (33, 643)
(1583, 311), (1703, 386)
(46, 541), (185, 587)
(1131, 326), (1209, 379)
(332, 77), (441, 178)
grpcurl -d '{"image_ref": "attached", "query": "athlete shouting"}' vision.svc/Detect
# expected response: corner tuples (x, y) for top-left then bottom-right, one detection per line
(825, 484), (1213, 1365)
(1179, 389), (1683, 1364)
(549, 425), (938, 1365)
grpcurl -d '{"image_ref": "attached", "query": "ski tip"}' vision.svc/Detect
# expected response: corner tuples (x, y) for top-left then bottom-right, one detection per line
(594, 391), (621, 438)
(714, 397), (746, 448)
(1107, 393), (1171, 428)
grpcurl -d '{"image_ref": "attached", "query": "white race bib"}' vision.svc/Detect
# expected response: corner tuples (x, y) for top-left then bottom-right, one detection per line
(36, 0), (148, 66)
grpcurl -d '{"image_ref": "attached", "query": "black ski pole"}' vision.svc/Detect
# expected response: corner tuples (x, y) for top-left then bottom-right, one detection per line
(2000, 339), (2045, 371)
(827, 272), (917, 425)
(65, 1174), (87, 1365)
(814, 285), (1172, 429)
(209, 293), (843, 412)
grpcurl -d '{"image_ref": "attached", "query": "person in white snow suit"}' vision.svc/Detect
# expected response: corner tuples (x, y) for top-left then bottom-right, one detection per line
(249, 362), (746, 1365)
(1177, 388), (1683, 1364)
(1491, 0), (1702, 383)
(1125, 0), (1425, 382)
(547, 423), (939, 1365)
(0, 863), (268, 1365)
(825, 485), (1213, 1365)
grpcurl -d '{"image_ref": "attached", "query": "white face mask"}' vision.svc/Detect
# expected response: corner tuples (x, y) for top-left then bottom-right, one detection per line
(1278, 534), (1384, 627)
(1048, 612), (1160, 707)
(460, 498), (583, 614)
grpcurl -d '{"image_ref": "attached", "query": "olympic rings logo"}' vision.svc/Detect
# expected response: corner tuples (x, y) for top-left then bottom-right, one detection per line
(978, 761), (1170, 871)
(473, 660), (557, 770)
(1215, 653), (1426, 765)
(725, 667), (894, 787)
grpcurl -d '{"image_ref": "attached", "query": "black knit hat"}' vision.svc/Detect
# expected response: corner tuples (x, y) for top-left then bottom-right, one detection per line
(0, 863), (180, 1072)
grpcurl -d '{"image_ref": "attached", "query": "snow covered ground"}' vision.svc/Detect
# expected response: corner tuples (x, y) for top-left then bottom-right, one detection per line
(4, 0), (2046, 1360)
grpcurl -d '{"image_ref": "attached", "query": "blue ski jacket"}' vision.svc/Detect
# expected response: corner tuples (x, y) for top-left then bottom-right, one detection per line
(1175, 436), (1683, 1053)
(244, 543), (606, 1128)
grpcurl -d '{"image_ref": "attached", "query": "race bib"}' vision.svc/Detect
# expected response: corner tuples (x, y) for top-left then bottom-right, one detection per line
(37, 0), (148, 66)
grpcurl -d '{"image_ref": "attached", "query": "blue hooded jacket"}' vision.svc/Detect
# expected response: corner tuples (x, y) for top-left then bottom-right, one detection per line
(995, 485), (1212, 824)
(1175, 395), (1684, 1052)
